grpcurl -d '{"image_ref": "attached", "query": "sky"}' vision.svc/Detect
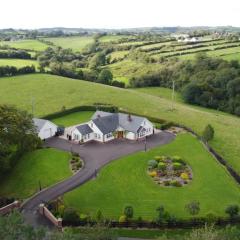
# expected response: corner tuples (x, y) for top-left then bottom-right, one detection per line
(1, 0), (240, 29)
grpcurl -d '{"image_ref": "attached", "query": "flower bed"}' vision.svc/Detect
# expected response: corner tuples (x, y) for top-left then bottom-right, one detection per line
(70, 153), (83, 173)
(147, 156), (192, 187)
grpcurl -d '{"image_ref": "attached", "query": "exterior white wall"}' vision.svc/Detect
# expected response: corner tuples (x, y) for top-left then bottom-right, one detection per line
(104, 133), (115, 142)
(38, 121), (58, 140)
(89, 121), (104, 142)
(125, 131), (137, 140)
(138, 119), (154, 138)
(72, 128), (94, 143)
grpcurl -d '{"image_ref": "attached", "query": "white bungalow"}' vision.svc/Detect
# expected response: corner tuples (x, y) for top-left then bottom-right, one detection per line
(70, 111), (154, 143)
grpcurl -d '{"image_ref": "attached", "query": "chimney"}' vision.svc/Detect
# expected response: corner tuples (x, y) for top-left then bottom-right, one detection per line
(97, 114), (101, 118)
(128, 114), (132, 122)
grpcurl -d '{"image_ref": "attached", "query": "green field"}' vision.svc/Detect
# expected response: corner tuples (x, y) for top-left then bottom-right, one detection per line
(52, 111), (94, 127)
(44, 36), (94, 52)
(99, 35), (128, 43)
(0, 74), (240, 177)
(64, 133), (240, 219)
(0, 148), (71, 198)
(0, 40), (48, 51)
(108, 50), (129, 62)
(0, 59), (38, 68)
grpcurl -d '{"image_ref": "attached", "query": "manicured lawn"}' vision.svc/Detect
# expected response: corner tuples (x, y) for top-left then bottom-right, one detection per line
(0, 148), (71, 199)
(64, 134), (240, 220)
(0, 74), (240, 177)
(52, 111), (94, 127)
(44, 36), (94, 52)
(0, 59), (38, 68)
(0, 40), (48, 51)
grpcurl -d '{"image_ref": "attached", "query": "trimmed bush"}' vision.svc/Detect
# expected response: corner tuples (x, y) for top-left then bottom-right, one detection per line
(158, 162), (167, 171)
(170, 180), (182, 187)
(160, 122), (175, 130)
(148, 159), (158, 169)
(180, 172), (189, 180)
(173, 162), (183, 170)
(119, 215), (127, 223)
(155, 156), (167, 162)
(63, 208), (79, 223)
(149, 171), (157, 177)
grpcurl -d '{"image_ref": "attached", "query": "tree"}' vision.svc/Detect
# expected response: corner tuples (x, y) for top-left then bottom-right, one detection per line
(0, 105), (40, 178)
(97, 69), (113, 85)
(225, 205), (239, 218)
(202, 124), (214, 142)
(124, 206), (134, 219)
(185, 201), (200, 216)
(89, 52), (106, 69)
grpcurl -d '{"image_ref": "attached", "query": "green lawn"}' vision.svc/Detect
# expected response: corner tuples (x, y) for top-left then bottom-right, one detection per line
(44, 36), (94, 52)
(0, 59), (38, 68)
(0, 148), (71, 199)
(64, 133), (240, 220)
(0, 74), (240, 177)
(0, 40), (48, 51)
(52, 111), (94, 127)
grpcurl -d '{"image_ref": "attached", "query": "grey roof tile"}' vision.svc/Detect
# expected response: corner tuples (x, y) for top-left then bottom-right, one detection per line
(76, 124), (93, 135)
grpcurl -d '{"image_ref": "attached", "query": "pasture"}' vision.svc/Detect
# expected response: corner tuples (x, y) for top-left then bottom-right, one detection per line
(0, 148), (71, 198)
(0, 40), (48, 51)
(0, 74), (239, 176)
(44, 36), (95, 52)
(64, 133), (240, 219)
(0, 59), (38, 68)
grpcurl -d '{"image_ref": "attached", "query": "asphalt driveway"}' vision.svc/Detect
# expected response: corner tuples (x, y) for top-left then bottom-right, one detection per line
(21, 131), (175, 227)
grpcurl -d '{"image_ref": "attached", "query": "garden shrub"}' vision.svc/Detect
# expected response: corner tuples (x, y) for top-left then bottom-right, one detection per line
(160, 122), (175, 130)
(170, 180), (182, 187)
(119, 215), (127, 223)
(155, 156), (167, 162)
(76, 162), (82, 169)
(149, 171), (157, 177)
(63, 208), (79, 223)
(180, 172), (189, 180)
(148, 159), (158, 169)
(158, 162), (167, 171)
(80, 213), (89, 222)
(173, 162), (183, 170)
(58, 204), (65, 217)
(172, 156), (186, 165)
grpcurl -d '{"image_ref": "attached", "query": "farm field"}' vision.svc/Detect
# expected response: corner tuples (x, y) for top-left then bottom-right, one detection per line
(0, 40), (48, 51)
(0, 74), (240, 176)
(99, 35), (128, 43)
(52, 111), (94, 127)
(64, 133), (240, 219)
(44, 36), (94, 52)
(108, 60), (163, 84)
(0, 148), (71, 199)
(0, 59), (38, 68)
(108, 50), (129, 63)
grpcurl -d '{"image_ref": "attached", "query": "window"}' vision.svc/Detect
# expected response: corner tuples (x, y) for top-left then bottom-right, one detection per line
(74, 134), (79, 140)
(87, 134), (90, 138)
(106, 133), (112, 138)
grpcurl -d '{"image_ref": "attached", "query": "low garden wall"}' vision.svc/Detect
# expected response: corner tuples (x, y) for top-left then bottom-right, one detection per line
(0, 201), (21, 215)
(39, 204), (62, 230)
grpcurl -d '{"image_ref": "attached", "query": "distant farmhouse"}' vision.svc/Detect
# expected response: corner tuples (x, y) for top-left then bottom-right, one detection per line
(33, 118), (58, 140)
(68, 111), (154, 143)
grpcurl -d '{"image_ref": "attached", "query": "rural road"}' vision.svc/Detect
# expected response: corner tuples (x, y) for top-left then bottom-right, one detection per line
(21, 131), (175, 227)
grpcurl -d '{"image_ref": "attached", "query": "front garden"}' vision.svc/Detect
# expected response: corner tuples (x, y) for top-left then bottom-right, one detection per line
(63, 133), (240, 221)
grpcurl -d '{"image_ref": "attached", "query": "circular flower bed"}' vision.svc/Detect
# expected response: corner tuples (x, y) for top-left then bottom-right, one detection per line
(147, 156), (192, 187)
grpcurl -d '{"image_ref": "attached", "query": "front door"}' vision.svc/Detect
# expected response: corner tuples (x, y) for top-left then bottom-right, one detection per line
(117, 131), (124, 138)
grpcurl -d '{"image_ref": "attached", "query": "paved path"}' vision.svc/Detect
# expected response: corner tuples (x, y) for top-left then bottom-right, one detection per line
(21, 132), (175, 227)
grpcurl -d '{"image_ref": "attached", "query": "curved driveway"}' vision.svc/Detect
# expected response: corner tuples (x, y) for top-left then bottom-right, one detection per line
(22, 131), (175, 227)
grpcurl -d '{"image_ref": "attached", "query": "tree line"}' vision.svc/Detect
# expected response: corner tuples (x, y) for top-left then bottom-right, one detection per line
(0, 50), (32, 59)
(0, 65), (36, 77)
(130, 53), (240, 116)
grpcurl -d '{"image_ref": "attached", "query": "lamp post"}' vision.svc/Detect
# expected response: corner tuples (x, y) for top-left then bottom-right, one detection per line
(39, 180), (42, 191)
(144, 136), (147, 152)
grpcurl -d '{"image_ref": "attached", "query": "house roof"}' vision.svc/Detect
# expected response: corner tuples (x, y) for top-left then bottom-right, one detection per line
(33, 118), (47, 132)
(91, 111), (148, 134)
(76, 124), (93, 135)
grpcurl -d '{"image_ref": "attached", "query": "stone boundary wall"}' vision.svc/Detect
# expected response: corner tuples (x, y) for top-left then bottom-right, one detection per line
(39, 204), (62, 230)
(0, 201), (21, 215)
